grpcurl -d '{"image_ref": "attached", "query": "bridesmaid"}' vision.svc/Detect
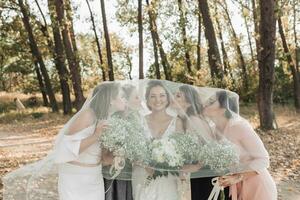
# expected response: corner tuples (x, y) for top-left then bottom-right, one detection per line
(55, 82), (127, 200)
(103, 84), (142, 200)
(172, 85), (231, 200)
(203, 91), (277, 200)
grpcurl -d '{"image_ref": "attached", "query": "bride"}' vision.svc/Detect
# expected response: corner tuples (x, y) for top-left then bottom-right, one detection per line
(132, 80), (183, 200)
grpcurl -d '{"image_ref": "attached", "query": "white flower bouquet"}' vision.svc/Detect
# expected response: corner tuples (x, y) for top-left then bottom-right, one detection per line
(198, 139), (239, 174)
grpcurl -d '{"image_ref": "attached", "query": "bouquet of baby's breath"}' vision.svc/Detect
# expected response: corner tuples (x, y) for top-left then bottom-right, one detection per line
(168, 132), (201, 164)
(99, 115), (128, 157)
(123, 112), (151, 164)
(100, 112), (150, 163)
(198, 139), (239, 173)
(100, 112), (152, 179)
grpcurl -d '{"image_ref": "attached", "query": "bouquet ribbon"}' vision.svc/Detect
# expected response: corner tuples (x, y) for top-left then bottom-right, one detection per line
(109, 156), (125, 179)
(208, 177), (224, 200)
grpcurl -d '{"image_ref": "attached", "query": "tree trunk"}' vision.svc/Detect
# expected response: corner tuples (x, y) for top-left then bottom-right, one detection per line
(100, 0), (114, 81)
(18, 0), (58, 112)
(214, 7), (231, 75)
(257, 0), (277, 130)
(278, 17), (300, 112)
(86, 0), (106, 81)
(196, 5), (202, 70)
(293, 0), (300, 76)
(138, 0), (144, 79)
(126, 53), (133, 80)
(145, 0), (160, 79)
(34, 0), (54, 56)
(252, 0), (260, 62)
(55, 0), (84, 110)
(198, 0), (223, 83)
(34, 61), (49, 106)
(221, 0), (248, 90)
(64, 0), (81, 73)
(178, 0), (192, 74)
(243, 9), (255, 65)
(146, 0), (172, 80)
(45, 0), (73, 114)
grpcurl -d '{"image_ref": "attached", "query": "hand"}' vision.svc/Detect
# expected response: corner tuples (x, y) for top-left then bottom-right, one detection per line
(101, 149), (114, 166)
(94, 120), (109, 137)
(145, 167), (154, 176)
(218, 173), (243, 187)
(181, 162), (202, 173)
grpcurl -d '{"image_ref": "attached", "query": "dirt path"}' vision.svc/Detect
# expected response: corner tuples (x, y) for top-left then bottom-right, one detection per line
(0, 107), (300, 200)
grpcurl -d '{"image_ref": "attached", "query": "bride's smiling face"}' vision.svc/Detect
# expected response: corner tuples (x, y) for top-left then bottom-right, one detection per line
(147, 86), (169, 111)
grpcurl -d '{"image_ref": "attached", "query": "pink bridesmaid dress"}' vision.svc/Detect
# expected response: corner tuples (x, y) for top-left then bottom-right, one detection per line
(223, 117), (277, 200)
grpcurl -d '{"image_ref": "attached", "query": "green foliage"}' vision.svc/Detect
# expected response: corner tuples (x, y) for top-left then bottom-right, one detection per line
(273, 63), (293, 104)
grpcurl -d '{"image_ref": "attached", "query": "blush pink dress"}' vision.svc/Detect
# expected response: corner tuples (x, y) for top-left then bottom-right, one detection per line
(223, 117), (277, 200)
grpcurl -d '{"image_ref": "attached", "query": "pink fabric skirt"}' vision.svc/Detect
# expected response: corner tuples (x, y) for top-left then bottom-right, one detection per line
(230, 169), (277, 200)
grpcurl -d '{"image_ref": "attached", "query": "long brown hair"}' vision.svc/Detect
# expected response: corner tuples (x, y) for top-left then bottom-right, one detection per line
(90, 82), (120, 120)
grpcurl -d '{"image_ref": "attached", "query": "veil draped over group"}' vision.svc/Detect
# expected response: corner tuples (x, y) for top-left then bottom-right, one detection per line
(2, 79), (267, 200)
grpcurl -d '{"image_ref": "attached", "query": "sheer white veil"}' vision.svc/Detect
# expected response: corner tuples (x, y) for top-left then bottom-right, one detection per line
(3, 79), (254, 199)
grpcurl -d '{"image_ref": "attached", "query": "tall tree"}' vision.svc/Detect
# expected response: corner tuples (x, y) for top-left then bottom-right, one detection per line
(85, 0), (106, 81)
(252, 0), (260, 62)
(146, 0), (172, 80)
(100, 0), (114, 81)
(196, 4), (202, 70)
(145, 0), (160, 79)
(177, 0), (192, 74)
(18, 0), (58, 112)
(214, 6), (231, 75)
(48, 0), (72, 114)
(278, 17), (300, 112)
(293, 0), (299, 75)
(257, 0), (277, 130)
(219, 0), (248, 90)
(55, 0), (85, 110)
(198, 0), (223, 83)
(64, 0), (82, 80)
(241, 5), (255, 65)
(34, 61), (49, 106)
(138, 0), (144, 79)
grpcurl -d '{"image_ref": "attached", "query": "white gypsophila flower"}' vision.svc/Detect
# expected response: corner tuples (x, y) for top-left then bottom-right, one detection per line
(198, 140), (239, 173)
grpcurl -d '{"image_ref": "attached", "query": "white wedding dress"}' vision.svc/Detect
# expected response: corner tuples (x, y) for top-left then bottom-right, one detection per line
(132, 117), (179, 200)
(55, 123), (104, 200)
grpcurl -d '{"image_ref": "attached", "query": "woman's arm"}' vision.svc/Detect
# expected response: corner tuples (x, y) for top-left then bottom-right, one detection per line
(219, 120), (269, 187)
(219, 171), (258, 187)
(67, 110), (108, 154)
(234, 121), (270, 172)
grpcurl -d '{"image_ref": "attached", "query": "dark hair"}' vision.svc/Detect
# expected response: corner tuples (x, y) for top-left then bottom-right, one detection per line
(122, 84), (136, 100)
(216, 91), (238, 118)
(90, 82), (120, 119)
(178, 85), (205, 132)
(145, 80), (170, 110)
(179, 85), (203, 116)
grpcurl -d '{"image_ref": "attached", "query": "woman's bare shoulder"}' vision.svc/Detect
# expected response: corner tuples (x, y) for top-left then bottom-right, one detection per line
(67, 108), (96, 135)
